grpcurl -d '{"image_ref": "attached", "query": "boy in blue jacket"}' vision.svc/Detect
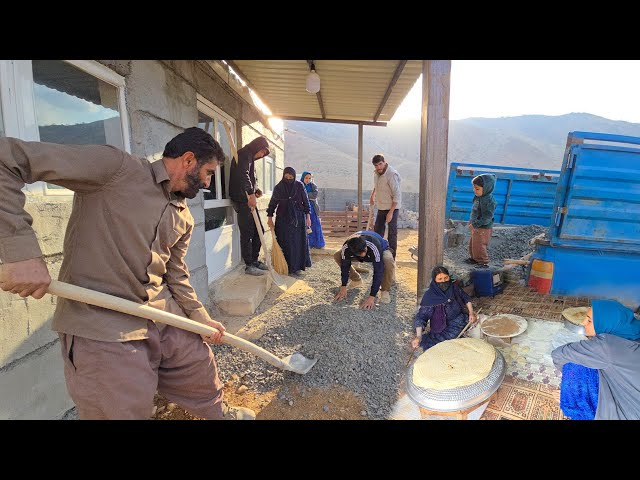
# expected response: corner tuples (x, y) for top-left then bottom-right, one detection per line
(465, 174), (497, 268)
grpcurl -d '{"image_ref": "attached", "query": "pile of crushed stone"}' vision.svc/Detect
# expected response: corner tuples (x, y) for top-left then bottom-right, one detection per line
(212, 255), (417, 420)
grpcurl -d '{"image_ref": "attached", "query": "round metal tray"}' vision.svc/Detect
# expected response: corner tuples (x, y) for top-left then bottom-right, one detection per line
(406, 350), (506, 412)
(480, 314), (528, 338)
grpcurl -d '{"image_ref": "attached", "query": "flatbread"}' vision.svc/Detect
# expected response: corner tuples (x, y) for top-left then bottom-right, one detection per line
(412, 338), (496, 390)
(562, 307), (589, 326)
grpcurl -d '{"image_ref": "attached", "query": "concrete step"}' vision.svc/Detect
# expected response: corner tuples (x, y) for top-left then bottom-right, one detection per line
(211, 266), (272, 316)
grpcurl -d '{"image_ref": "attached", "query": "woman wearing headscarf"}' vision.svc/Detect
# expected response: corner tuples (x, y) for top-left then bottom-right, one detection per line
(410, 266), (477, 351)
(267, 167), (312, 275)
(300, 171), (325, 249)
(552, 299), (640, 420)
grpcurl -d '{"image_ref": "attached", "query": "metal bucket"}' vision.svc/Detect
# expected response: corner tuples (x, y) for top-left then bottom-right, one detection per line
(562, 306), (588, 335)
(563, 318), (586, 335)
(406, 351), (506, 412)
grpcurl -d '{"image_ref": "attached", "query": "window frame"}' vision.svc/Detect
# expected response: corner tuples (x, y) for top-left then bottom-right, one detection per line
(197, 94), (236, 210)
(262, 155), (275, 194)
(0, 60), (131, 196)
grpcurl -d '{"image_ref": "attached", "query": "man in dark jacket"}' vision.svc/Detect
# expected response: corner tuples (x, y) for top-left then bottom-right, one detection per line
(229, 136), (270, 276)
(332, 230), (395, 310)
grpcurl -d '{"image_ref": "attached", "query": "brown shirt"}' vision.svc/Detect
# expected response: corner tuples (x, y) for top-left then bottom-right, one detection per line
(0, 138), (212, 342)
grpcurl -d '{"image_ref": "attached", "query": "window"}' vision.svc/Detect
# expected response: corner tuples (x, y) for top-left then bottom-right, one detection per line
(0, 60), (130, 195)
(255, 155), (275, 193)
(197, 95), (236, 232)
(33, 61), (127, 193)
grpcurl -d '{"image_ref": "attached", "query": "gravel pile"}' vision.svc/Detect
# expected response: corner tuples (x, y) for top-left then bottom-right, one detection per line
(212, 256), (417, 420)
(443, 224), (548, 276)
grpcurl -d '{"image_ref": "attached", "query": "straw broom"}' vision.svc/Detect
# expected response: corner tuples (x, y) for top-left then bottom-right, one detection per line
(270, 226), (289, 275)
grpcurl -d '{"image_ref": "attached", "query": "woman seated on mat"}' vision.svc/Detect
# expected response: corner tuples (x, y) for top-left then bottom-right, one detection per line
(267, 167), (312, 276)
(411, 266), (477, 351)
(551, 299), (640, 420)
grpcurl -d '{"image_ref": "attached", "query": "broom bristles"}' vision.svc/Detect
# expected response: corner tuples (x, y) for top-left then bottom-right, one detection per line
(271, 233), (289, 275)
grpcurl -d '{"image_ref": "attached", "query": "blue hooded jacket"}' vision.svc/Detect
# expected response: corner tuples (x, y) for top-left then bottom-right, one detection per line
(470, 174), (497, 229)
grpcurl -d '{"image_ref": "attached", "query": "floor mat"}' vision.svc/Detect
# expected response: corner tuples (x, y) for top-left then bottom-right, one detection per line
(481, 375), (567, 420)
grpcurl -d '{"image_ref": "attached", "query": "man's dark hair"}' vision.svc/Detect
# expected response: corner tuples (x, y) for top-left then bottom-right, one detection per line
(372, 154), (385, 165)
(163, 127), (225, 167)
(347, 236), (367, 255)
(472, 175), (484, 187)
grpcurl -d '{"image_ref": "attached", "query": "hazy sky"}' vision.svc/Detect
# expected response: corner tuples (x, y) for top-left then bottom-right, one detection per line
(392, 60), (640, 123)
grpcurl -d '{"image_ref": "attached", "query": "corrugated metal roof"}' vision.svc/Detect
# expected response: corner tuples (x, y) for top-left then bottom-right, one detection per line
(229, 60), (423, 124)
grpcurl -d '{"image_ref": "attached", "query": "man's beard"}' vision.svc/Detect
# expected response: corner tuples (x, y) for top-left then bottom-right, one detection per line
(178, 170), (204, 199)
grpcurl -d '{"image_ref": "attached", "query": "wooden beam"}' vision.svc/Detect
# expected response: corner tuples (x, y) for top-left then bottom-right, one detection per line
(316, 91), (326, 118)
(417, 60), (452, 300)
(224, 60), (257, 92)
(373, 60), (407, 122)
(278, 116), (387, 127)
(358, 123), (363, 227)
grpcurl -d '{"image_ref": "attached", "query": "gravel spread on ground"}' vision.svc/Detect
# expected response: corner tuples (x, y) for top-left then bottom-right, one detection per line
(212, 255), (417, 420)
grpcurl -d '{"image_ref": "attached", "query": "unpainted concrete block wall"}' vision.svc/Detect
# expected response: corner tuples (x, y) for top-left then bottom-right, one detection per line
(0, 196), (73, 419)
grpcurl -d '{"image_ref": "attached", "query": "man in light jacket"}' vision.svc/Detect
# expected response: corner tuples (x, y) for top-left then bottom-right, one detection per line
(369, 154), (402, 259)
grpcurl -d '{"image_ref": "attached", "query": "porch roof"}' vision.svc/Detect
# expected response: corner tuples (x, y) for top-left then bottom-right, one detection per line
(226, 60), (422, 126)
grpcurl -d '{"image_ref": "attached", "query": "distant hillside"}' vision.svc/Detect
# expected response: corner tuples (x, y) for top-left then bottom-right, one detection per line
(284, 113), (640, 192)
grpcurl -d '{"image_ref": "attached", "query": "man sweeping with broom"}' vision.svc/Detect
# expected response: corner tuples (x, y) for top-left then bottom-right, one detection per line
(229, 136), (271, 276)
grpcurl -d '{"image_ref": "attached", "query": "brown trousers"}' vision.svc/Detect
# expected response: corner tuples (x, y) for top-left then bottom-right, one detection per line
(59, 320), (224, 420)
(333, 249), (395, 292)
(469, 226), (493, 264)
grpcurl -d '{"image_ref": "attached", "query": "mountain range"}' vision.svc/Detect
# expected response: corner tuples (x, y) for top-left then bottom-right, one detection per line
(284, 113), (640, 192)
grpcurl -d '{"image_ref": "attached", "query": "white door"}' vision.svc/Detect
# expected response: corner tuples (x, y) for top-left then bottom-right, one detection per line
(197, 96), (240, 282)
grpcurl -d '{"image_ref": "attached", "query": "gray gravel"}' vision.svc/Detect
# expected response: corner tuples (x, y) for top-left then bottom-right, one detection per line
(212, 255), (416, 420)
(443, 223), (548, 278)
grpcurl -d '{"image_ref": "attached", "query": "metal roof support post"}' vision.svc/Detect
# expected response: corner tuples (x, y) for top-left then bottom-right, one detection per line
(358, 123), (364, 227)
(417, 60), (452, 301)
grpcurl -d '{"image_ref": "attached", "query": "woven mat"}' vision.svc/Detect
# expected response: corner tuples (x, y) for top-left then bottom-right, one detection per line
(481, 375), (567, 420)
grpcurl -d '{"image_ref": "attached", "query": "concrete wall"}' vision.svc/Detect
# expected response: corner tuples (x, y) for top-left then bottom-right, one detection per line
(0, 197), (73, 419)
(318, 187), (419, 212)
(0, 60), (282, 419)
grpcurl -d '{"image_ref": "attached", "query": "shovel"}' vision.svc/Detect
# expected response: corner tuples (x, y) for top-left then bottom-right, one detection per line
(46, 280), (318, 374)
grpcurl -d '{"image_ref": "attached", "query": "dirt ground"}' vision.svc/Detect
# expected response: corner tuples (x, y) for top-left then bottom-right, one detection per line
(153, 230), (421, 420)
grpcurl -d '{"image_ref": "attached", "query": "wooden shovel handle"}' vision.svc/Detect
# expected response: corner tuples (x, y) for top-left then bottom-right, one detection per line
(46, 280), (291, 371)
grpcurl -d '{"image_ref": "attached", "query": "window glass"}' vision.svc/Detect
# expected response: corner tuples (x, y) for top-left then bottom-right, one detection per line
(198, 110), (217, 200)
(31, 60), (124, 190)
(216, 120), (231, 199)
(205, 206), (233, 231)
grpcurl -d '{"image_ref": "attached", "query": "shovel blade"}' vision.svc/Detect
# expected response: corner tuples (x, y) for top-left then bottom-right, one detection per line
(282, 352), (318, 374)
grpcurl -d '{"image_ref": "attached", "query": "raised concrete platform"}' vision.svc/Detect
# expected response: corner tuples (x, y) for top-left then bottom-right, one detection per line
(211, 266), (272, 316)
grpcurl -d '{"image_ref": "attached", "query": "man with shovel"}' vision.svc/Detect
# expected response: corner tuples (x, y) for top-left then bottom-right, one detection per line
(0, 128), (255, 420)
